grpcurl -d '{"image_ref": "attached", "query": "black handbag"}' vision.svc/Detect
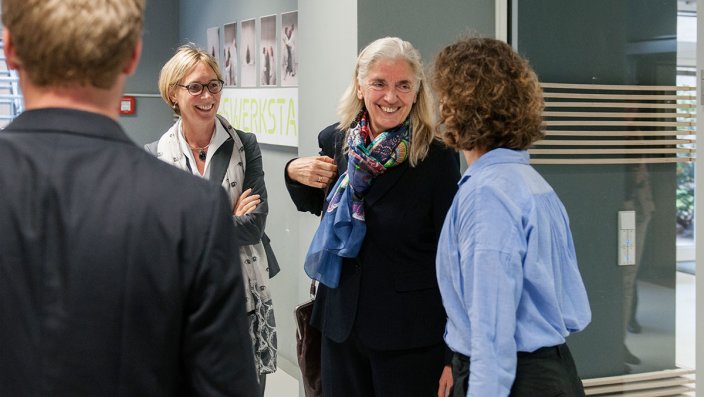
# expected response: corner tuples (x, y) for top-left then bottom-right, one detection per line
(294, 281), (321, 397)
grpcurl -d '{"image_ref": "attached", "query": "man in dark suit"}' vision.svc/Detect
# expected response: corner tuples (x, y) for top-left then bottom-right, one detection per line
(0, 1), (259, 396)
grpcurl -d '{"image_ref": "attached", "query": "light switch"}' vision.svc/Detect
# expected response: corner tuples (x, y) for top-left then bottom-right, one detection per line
(618, 211), (636, 266)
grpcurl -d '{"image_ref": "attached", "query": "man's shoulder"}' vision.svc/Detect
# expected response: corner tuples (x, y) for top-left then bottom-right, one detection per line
(2, 122), (224, 210)
(0, 134), (27, 175)
(0, 131), (22, 149)
(133, 150), (223, 203)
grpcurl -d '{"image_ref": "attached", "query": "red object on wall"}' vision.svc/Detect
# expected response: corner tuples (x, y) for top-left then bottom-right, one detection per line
(119, 96), (136, 115)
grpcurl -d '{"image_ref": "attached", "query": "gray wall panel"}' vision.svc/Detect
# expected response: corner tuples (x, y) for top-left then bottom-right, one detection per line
(358, 0), (495, 62)
(120, 0), (179, 144)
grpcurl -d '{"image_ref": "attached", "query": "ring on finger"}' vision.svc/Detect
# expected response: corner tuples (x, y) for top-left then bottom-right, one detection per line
(317, 176), (322, 183)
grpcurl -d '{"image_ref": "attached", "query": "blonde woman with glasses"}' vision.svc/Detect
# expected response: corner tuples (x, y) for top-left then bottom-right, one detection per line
(146, 44), (279, 397)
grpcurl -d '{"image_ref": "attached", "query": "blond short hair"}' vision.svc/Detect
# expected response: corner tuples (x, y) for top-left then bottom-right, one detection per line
(337, 37), (435, 166)
(158, 44), (223, 116)
(1, 0), (144, 89)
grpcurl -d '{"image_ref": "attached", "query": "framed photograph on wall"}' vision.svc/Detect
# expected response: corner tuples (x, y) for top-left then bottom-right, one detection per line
(281, 11), (298, 86)
(240, 19), (256, 87)
(259, 15), (277, 87)
(206, 26), (220, 66)
(223, 22), (237, 87)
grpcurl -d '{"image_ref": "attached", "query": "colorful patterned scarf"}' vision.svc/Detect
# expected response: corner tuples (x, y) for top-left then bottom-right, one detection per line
(304, 112), (410, 287)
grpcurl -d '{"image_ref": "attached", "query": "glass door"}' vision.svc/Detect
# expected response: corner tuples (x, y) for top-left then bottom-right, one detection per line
(509, 0), (701, 394)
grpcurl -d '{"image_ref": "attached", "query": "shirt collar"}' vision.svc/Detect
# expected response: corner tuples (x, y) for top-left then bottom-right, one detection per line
(459, 148), (530, 186)
(176, 119), (230, 177)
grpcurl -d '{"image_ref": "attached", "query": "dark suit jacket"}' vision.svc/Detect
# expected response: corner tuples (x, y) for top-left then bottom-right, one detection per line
(0, 109), (259, 397)
(286, 123), (460, 350)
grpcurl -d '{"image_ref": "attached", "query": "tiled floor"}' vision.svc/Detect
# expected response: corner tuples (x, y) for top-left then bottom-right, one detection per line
(623, 272), (696, 372)
(675, 271), (696, 370)
(264, 368), (299, 397)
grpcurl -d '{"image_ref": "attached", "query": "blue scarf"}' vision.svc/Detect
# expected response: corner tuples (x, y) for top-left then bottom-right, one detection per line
(304, 113), (410, 287)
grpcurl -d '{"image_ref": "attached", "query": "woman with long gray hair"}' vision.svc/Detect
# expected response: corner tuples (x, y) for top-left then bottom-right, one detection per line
(285, 37), (459, 397)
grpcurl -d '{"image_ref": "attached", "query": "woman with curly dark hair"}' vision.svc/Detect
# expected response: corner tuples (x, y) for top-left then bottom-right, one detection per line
(431, 37), (592, 397)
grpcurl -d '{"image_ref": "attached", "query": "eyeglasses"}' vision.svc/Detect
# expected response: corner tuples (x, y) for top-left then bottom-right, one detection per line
(175, 79), (224, 95)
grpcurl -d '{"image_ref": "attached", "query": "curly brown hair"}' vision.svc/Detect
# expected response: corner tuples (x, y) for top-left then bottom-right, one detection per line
(431, 37), (544, 151)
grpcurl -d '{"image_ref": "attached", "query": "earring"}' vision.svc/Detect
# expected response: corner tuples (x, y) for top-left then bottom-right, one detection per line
(172, 102), (178, 111)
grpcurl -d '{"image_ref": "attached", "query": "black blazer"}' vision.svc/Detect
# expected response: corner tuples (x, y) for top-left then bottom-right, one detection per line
(0, 109), (259, 397)
(286, 123), (460, 350)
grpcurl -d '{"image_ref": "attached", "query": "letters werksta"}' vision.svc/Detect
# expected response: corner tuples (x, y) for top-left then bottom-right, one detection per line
(219, 88), (298, 147)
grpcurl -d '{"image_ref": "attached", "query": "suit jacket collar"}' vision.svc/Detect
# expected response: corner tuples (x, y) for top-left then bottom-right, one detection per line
(364, 160), (409, 207)
(210, 116), (236, 185)
(8, 108), (133, 145)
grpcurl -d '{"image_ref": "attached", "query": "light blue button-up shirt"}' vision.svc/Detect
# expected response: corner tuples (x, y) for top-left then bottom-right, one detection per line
(436, 148), (591, 397)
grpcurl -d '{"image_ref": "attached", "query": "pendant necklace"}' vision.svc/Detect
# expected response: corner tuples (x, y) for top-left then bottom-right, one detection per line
(185, 132), (214, 161)
(188, 142), (209, 161)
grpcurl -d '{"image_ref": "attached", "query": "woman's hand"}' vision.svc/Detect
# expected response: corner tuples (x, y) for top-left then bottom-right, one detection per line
(287, 156), (337, 189)
(437, 365), (453, 397)
(233, 188), (261, 216)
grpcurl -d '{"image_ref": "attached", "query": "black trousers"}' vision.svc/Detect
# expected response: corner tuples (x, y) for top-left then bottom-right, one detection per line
(321, 331), (446, 397)
(451, 344), (586, 397)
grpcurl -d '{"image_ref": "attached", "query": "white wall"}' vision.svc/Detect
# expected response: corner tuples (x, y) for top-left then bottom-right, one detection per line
(290, 1), (356, 389)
